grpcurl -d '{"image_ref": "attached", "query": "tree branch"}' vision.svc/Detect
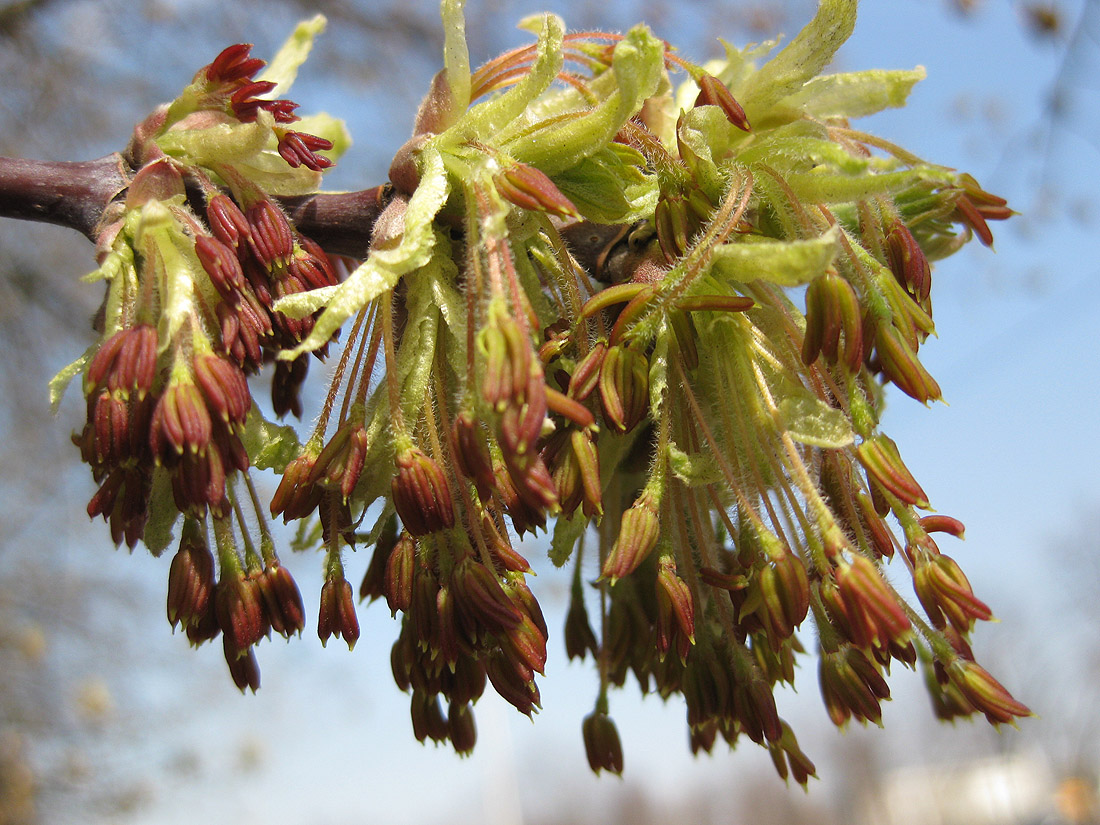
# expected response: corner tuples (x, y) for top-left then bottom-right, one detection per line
(0, 154), (389, 258)
(0, 155), (129, 240)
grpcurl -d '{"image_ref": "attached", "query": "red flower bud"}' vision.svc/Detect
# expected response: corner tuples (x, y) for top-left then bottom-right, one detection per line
(694, 72), (751, 131)
(318, 576), (360, 650)
(215, 571), (269, 655)
(166, 518), (214, 629)
(496, 162), (580, 219)
(602, 491), (660, 582)
(582, 711), (624, 775)
(383, 532), (416, 615)
(598, 344), (649, 433)
(392, 447), (455, 536)
(857, 435), (929, 509)
(946, 659), (1031, 725)
(222, 637), (261, 693)
(257, 563), (305, 638)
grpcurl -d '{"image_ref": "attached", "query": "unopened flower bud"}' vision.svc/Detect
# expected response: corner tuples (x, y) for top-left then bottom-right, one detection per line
(913, 553), (992, 633)
(598, 344), (649, 433)
(564, 591), (598, 661)
(215, 571), (269, 655)
(392, 446), (455, 536)
(258, 563), (306, 638)
(222, 636), (260, 693)
(694, 72), (751, 131)
(246, 199), (294, 269)
(857, 435), (929, 509)
(946, 659), (1031, 725)
(384, 532), (416, 615)
(452, 411), (496, 503)
(206, 193), (252, 252)
(485, 652), (540, 717)
(360, 518), (398, 603)
(193, 353), (250, 426)
(479, 303), (531, 411)
(819, 645), (890, 727)
(451, 558), (523, 635)
(886, 219), (932, 302)
(150, 377), (213, 462)
(448, 701), (478, 755)
(582, 711), (624, 775)
(834, 554), (911, 650)
(496, 162), (580, 219)
(874, 323), (942, 404)
(567, 341), (607, 402)
(166, 518), (214, 629)
(270, 449), (323, 521)
(195, 234), (247, 297)
(802, 271), (864, 373)
(757, 547), (810, 640)
(318, 576), (360, 650)
(602, 491), (660, 582)
(655, 556), (695, 663)
(410, 690), (449, 744)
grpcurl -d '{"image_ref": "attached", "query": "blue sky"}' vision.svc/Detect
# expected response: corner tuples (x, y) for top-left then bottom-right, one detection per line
(19, 1), (1100, 822)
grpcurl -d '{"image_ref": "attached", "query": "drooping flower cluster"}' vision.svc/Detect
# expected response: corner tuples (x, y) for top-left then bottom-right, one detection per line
(55, 17), (346, 687)
(54, 0), (1029, 778)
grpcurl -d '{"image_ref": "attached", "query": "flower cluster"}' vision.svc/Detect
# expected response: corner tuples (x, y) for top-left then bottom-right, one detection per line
(55, 1), (1029, 777)
(56, 18), (346, 685)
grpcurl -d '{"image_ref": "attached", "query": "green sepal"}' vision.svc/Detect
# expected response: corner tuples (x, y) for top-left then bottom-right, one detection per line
(49, 347), (93, 413)
(669, 444), (724, 487)
(281, 147), (450, 358)
(142, 467), (179, 557)
(781, 68), (926, 119)
(240, 407), (302, 473)
(550, 511), (587, 567)
(554, 144), (657, 224)
(258, 14), (327, 94)
(707, 227), (839, 287)
(502, 23), (665, 176)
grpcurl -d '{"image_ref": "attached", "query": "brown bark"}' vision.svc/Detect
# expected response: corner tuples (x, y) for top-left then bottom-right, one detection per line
(0, 153), (389, 258)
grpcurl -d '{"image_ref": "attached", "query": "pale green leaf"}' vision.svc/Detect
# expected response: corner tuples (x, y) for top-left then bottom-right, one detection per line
(503, 23), (664, 175)
(156, 118), (271, 166)
(231, 150), (324, 196)
(143, 468), (179, 557)
(463, 13), (563, 139)
(240, 407), (302, 472)
(272, 284), (338, 319)
(554, 144), (657, 224)
(739, 0), (857, 121)
(258, 14), (327, 94)
(669, 444), (724, 487)
(778, 392), (854, 448)
(708, 227), (839, 287)
(550, 512), (587, 567)
(782, 68), (925, 119)
(441, 0), (471, 119)
(282, 149), (450, 358)
(49, 348), (92, 413)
